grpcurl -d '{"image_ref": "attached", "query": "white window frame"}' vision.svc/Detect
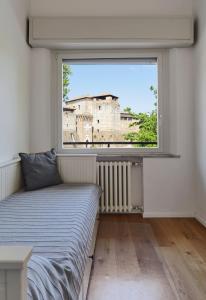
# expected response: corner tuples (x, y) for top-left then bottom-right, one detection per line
(54, 49), (169, 155)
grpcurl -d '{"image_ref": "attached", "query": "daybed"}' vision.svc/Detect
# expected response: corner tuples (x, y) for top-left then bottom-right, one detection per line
(0, 183), (100, 300)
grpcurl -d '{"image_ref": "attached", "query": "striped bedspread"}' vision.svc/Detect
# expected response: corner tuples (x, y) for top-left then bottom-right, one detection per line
(0, 183), (101, 300)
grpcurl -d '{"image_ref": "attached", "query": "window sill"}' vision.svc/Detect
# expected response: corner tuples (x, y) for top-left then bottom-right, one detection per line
(57, 153), (180, 162)
(96, 153), (180, 162)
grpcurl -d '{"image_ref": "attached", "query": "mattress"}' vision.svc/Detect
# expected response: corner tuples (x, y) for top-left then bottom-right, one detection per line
(0, 183), (101, 300)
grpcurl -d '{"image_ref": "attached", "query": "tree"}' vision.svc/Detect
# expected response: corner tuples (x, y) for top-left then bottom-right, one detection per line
(124, 107), (132, 114)
(124, 86), (158, 147)
(63, 64), (72, 101)
(150, 85), (158, 102)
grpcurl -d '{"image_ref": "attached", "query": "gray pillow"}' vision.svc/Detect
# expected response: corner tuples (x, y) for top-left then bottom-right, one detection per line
(19, 149), (62, 191)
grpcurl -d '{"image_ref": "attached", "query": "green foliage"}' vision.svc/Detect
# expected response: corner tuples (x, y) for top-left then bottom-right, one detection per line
(124, 107), (132, 113)
(124, 86), (158, 147)
(150, 85), (158, 100)
(63, 64), (72, 101)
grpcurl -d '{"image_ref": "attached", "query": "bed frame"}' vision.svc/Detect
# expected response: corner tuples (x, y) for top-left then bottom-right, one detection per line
(79, 217), (99, 300)
(0, 156), (98, 300)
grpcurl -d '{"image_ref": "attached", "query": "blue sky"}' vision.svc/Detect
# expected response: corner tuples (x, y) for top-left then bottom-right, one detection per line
(67, 64), (158, 113)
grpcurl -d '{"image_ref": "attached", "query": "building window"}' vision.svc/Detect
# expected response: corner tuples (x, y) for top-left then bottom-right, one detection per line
(57, 52), (168, 153)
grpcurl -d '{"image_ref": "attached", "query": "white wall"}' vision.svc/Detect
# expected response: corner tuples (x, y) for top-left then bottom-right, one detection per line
(30, 0), (192, 17)
(193, 0), (206, 225)
(143, 156), (195, 217)
(30, 49), (53, 152)
(143, 48), (195, 217)
(0, 0), (30, 163)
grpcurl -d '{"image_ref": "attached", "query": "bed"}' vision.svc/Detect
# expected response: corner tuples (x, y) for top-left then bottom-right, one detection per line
(0, 183), (101, 300)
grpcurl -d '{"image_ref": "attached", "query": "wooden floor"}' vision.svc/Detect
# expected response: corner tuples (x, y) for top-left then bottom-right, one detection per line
(87, 215), (206, 300)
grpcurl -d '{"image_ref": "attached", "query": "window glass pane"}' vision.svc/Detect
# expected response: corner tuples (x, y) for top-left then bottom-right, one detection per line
(62, 60), (158, 149)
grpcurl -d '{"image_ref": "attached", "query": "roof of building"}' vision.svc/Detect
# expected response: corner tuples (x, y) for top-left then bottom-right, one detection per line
(65, 93), (119, 103)
(120, 112), (134, 118)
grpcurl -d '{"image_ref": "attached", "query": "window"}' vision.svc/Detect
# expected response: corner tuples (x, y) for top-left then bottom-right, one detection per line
(57, 51), (168, 154)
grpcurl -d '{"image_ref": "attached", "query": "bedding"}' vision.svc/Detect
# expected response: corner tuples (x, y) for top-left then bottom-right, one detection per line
(0, 183), (101, 300)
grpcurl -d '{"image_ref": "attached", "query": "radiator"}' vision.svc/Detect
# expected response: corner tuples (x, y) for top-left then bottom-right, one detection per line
(97, 161), (132, 213)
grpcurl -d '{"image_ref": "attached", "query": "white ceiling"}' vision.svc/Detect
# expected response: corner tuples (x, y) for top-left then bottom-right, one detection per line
(29, 0), (193, 17)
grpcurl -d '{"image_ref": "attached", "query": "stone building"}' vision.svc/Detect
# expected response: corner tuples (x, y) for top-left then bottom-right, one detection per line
(63, 93), (139, 146)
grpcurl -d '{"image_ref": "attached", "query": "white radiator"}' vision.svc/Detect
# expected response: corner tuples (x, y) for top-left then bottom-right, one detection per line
(97, 161), (132, 213)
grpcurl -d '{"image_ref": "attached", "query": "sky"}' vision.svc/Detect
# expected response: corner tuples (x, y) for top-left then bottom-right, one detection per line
(66, 63), (158, 113)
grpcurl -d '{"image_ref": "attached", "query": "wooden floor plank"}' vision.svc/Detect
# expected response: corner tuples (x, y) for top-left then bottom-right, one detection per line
(87, 215), (206, 300)
(161, 246), (206, 300)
